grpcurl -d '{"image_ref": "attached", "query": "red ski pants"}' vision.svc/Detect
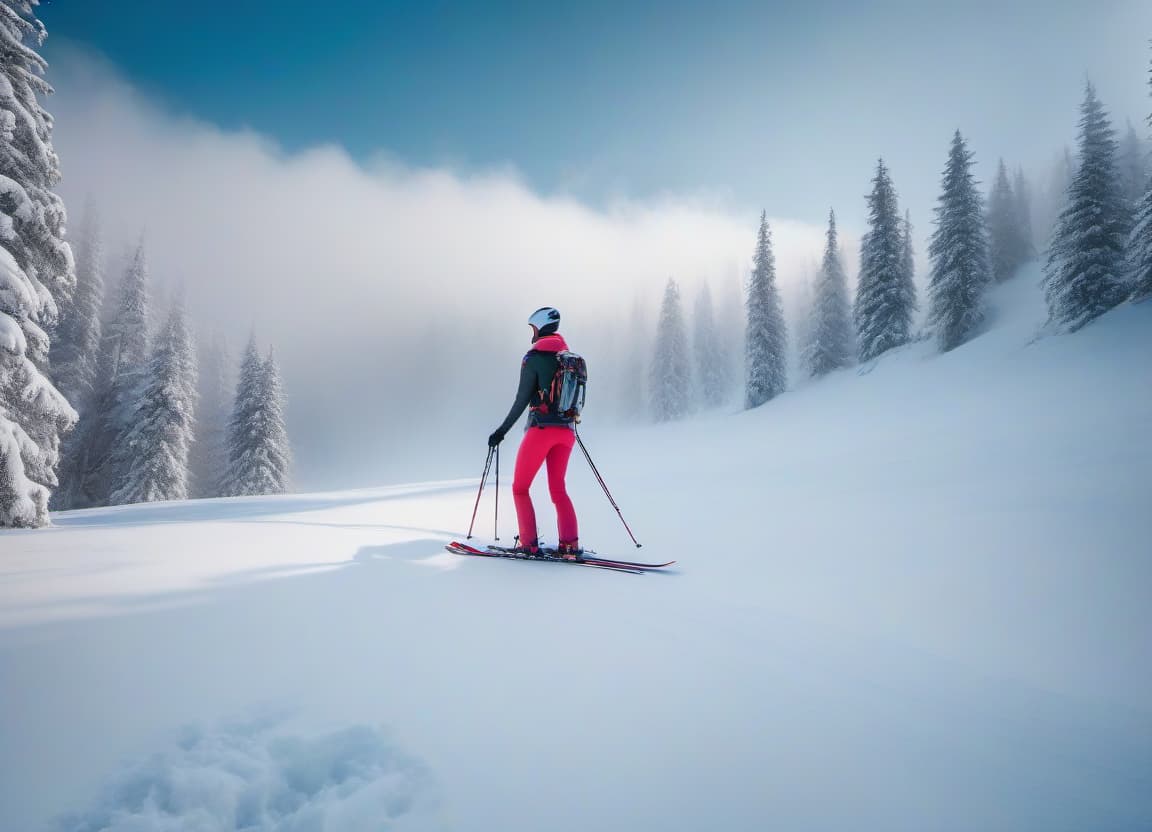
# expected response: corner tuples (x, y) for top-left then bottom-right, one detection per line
(512, 426), (578, 548)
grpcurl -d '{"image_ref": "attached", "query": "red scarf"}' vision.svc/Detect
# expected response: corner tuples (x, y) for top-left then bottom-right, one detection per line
(531, 333), (568, 353)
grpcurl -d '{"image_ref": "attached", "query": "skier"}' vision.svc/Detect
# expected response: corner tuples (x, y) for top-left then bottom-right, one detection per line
(488, 307), (581, 558)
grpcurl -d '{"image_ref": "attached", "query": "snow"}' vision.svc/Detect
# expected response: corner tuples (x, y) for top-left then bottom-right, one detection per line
(0, 308), (25, 353)
(0, 243), (36, 324)
(0, 412), (43, 526)
(0, 173), (33, 223)
(1, 268), (1151, 830)
(55, 717), (437, 831)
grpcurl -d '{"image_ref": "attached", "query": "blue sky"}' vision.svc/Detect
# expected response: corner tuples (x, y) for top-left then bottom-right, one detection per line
(40, 0), (1152, 225)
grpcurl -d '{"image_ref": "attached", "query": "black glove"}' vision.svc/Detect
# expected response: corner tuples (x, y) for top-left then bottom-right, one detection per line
(488, 429), (506, 448)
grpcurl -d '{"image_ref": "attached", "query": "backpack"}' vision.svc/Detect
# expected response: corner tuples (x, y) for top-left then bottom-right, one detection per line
(541, 350), (587, 423)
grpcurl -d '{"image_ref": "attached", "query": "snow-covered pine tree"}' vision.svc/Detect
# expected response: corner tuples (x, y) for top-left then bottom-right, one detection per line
(987, 159), (1031, 283)
(0, 249), (75, 525)
(805, 209), (854, 377)
(650, 278), (692, 421)
(221, 335), (260, 495)
(255, 349), (290, 493)
(712, 289), (734, 403)
(745, 212), (787, 407)
(1134, 197), (1152, 301)
(188, 332), (229, 497)
(0, 0), (73, 338)
(1043, 83), (1129, 331)
(617, 296), (651, 420)
(50, 204), (106, 509)
(108, 300), (197, 504)
(68, 243), (151, 507)
(928, 130), (991, 352)
(0, 0), (76, 526)
(692, 283), (727, 408)
(854, 160), (913, 362)
(1118, 120), (1147, 211)
(101, 244), (150, 384)
(221, 337), (291, 496)
(1013, 166), (1036, 262)
(901, 211), (917, 314)
(1126, 44), (1152, 303)
(718, 272), (744, 403)
(49, 200), (103, 408)
(794, 266), (816, 373)
(1038, 149), (1077, 249)
(987, 160), (1014, 283)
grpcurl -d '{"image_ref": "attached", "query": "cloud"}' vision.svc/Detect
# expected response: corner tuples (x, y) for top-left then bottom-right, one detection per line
(47, 48), (832, 488)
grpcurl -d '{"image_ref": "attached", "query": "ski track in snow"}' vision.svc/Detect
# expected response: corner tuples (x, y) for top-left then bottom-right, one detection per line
(1, 273), (1151, 831)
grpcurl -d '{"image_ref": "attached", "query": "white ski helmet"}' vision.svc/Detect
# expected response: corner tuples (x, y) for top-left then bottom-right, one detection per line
(528, 306), (561, 334)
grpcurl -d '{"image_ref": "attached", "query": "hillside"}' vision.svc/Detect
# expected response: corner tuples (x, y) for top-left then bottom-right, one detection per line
(1, 270), (1150, 831)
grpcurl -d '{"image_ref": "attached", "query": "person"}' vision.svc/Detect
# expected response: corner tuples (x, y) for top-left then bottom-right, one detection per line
(488, 307), (580, 558)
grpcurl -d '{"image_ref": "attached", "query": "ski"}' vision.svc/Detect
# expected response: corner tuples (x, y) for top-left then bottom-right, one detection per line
(480, 543), (675, 570)
(445, 541), (647, 574)
(447, 541), (674, 570)
(494, 547), (673, 571)
(540, 549), (676, 570)
(446, 543), (643, 574)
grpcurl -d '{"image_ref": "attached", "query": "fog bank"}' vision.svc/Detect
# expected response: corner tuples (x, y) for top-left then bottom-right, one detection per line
(49, 50), (833, 488)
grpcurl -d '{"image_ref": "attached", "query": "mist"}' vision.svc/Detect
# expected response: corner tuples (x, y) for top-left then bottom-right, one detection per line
(49, 49), (833, 489)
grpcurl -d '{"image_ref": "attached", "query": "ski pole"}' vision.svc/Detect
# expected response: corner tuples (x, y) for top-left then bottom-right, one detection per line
(493, 444), (501, 541)
(574, 427), (642, 548)
(467, 446), (495, 540)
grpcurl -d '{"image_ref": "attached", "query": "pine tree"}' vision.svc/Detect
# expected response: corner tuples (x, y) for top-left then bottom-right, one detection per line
(794, 266), (816, 372)
(1039, 149), (1077, 249)
(50, 200), (104, 409)
(0, 0), (76, 526)
(0, 0), (73, 336)
(692, 283), (727, 408)
(987, 160), (1015, 283)
(0, 250), (75, 525)
(987, 159), (1033, 283)
(102, 245), (150, 379)
(1133, 195), (1152, 301)
(221, 335), (260, 495)
(65, 244), (151, 507)
(928, 131), (991, 352)
(717, 272), (744, 404)
(1126, 45), (1152, 303)
(698, 282), (731, 408)
(745, 212), (787, 407)
(901, 211), (917, 312)
(256, 350), (290, 493)
(805, 209), (854, 377)
(1118, 120), (1147, 210)
(221, 337), (291, 496)
(796, 271), (817, 375)
(108, 301), (197, 505)
(1044, 83), (1129, 331)
(617, 296), (651, 420)
(650, 278), (692, 421)
(50, 204), (106, 509)
(901, 213), (917, 310)
(1012, 166), (1036, 262)
(188, 332), (230, 497)
(854, 160), (913, 362)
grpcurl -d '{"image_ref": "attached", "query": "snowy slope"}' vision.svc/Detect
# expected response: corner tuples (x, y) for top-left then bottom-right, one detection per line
(1, 271), (1150, 831)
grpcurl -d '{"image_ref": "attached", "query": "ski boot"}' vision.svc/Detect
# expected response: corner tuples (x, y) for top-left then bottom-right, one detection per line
(506, 538), (540, 557)
(555, 542), (583, 561)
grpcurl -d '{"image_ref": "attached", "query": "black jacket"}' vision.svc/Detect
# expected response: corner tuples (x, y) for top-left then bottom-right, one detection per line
(495, 349), (570, 435)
